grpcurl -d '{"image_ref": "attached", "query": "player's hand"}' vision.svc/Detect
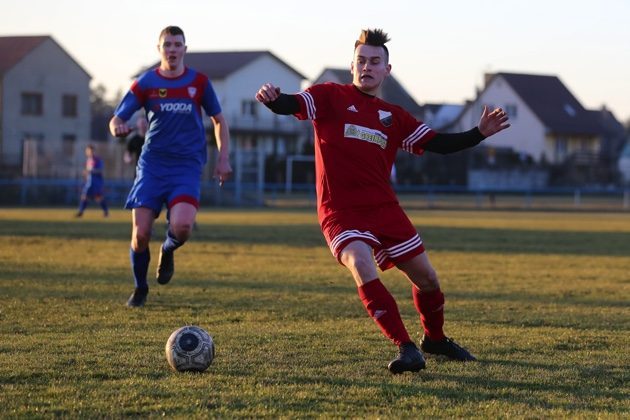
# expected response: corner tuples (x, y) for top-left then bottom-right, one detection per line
(109, 117), (132, 138)
(478, 105), (511, 137)
(213, 157), (233, 187)
(255, 83), (281, 104)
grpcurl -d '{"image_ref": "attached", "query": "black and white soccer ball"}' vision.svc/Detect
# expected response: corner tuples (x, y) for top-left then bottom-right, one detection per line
(165, 326), (215, 372)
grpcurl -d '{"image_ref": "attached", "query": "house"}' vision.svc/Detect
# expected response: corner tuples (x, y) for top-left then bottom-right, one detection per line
(451, 72), (610, 165)
(449, 72), (625, 186)
(0, 35), (91, 176)
(312, 68), (423, 118)
(420, 103), (465, 130)
(619, 139), (630, 185)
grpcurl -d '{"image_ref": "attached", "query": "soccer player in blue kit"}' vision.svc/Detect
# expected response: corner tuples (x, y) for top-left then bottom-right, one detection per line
(75, 145), (109, 218)
(109, 26), (232, 307)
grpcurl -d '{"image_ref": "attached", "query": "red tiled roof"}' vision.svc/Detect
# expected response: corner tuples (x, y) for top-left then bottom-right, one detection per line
(0, 36), (49, 75)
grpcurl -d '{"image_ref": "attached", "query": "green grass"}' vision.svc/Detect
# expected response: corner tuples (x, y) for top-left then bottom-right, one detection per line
(0, 208), (628, 418)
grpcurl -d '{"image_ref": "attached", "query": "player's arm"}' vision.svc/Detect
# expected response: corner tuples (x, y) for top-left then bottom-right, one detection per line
(424, 106), (510, 154)
(255, 83), (299, 115)
(210, 112), (232, 186)
(423, 128), (485, 154)
(109, 115), (132, 138)
(109, 81), (144, 138)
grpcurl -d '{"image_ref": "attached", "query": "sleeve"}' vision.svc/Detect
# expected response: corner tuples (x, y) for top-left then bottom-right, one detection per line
(293, 83), (334, 121)
(201, 78), (222, 117)
(398, 110), (437, 155)
(422, 128), (486, 154)
(114, 79), (144, 121)
(265, 94), (300, 115)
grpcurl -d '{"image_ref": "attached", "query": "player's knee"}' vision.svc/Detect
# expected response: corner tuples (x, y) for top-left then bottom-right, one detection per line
(171, 223), (192, 241)
(416, 268), (440, 291)
(133, 230), (152, 250)
(341, 249), (373, 274)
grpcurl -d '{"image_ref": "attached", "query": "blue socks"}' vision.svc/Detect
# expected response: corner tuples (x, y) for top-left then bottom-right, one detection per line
(130, 247), (150, 290)
(78, 199), (88, 214)
(162, 229), (184, 253)
(100, 200), (109, 216)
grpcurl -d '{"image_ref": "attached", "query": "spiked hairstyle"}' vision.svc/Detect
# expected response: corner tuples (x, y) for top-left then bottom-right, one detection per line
(354, 28), (390, 62)
(159, 26), (186, 44)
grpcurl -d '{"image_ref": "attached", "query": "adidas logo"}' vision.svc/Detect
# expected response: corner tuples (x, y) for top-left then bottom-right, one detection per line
(347, 105), (358, 112)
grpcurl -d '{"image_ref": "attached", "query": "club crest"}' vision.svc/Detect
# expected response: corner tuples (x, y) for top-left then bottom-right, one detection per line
(159, 88), (167, 98)
(378, 110), (393, 127)
(188, 87), (197, 98)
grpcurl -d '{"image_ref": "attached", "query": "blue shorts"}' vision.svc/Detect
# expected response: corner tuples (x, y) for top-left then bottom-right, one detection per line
(125, 164), (201, 217)
(82, 180), (104, 198)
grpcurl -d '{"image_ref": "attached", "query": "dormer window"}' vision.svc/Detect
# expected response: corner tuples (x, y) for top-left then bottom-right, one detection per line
(564, 104), (576, 117)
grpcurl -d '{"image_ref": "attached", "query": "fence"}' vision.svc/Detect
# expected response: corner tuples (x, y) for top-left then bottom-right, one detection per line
(1, 178), (628, 211)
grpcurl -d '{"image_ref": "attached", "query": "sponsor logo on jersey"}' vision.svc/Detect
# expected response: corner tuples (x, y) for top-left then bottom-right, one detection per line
(344, 124), (388, 149)
(347, 105), (358, 112)
(378, 110), (393, 127)
(187, 87), (197, 98)
(159, 102), (193, 113)
(158, 88), (167, 98)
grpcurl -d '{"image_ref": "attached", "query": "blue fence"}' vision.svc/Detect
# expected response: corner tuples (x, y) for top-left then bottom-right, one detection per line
(0, 178), (628, 210)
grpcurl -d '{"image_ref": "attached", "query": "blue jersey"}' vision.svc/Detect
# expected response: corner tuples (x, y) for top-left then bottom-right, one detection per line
(114, 67), (222, 171)
(83, 156), (104, 197)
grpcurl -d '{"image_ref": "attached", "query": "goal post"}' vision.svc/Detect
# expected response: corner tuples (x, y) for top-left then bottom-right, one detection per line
(285, 154), (315, 193)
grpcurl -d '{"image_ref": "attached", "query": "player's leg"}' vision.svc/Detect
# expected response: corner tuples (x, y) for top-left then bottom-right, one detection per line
(156, 201), (197, 284)
(76, 191), (89, 217)
(397, 254), (476, 361)
(339, 241), (424, 373)
(127, 207), (155, 307)
(94, 194), (109, 217)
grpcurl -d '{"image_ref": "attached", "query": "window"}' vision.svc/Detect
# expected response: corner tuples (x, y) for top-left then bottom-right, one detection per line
(241, 100), (258, 117)
(62, 94), (78, 117)
(555, 138), (567, 161)
(21, 92), (43, 116)
(505, 104), (517, 118)
(564, 104), (576, 117)
(62, 134), (76, 157)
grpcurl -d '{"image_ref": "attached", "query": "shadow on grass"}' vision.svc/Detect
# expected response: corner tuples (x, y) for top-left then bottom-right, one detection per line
(1, 219), (629, 256)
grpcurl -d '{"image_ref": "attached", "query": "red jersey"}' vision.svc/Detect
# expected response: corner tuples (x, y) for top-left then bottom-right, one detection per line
(293, 83), (436, 223)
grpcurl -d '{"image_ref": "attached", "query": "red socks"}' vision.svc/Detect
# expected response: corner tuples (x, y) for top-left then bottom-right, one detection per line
(412, 287), (445, 341)
(358, 279), (411, 346)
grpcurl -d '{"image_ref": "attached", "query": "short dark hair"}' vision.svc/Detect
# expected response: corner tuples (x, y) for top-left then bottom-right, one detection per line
(159, 26), (186, 43)
(354, 28), (390, 61)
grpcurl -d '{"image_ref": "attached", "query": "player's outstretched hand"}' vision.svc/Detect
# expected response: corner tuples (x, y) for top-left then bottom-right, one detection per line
(255, 83), (281, 104)
(478, 105), (511, 137)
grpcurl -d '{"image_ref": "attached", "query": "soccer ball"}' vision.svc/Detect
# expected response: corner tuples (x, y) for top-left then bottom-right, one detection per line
(165, 326), (215, 372)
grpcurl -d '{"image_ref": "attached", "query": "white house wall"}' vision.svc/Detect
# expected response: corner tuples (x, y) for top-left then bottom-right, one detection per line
(2, 38), (91, 163)
(221, 54), (303, 123)
(455, 76), (547, 162)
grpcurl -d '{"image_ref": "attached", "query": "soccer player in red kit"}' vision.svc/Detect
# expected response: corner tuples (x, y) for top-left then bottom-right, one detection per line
(255, 29), (510, 374)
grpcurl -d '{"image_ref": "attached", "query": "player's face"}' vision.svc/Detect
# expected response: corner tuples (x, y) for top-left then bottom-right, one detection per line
(351, 44), (391, 95)
(158, 34), (187, 71)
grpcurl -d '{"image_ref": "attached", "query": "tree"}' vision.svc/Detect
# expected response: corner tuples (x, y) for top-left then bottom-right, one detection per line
(90, 83), (116, 141)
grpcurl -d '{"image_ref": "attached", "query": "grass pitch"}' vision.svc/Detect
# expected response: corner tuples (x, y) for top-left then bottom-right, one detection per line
(0, 208), (628, 418)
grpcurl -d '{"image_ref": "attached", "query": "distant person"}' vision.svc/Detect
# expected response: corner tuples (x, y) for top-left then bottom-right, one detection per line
(109, 25), (232, 308)
(124, 116), (148, 169)
(75, 145), (109, 217)
(255, 28), (510, 374)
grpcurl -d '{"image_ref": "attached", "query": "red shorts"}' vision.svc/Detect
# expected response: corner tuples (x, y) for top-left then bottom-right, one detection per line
(320, 203), (425, 271)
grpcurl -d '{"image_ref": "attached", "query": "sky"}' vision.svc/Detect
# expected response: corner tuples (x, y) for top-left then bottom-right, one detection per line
(2, 0), (629, 123)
